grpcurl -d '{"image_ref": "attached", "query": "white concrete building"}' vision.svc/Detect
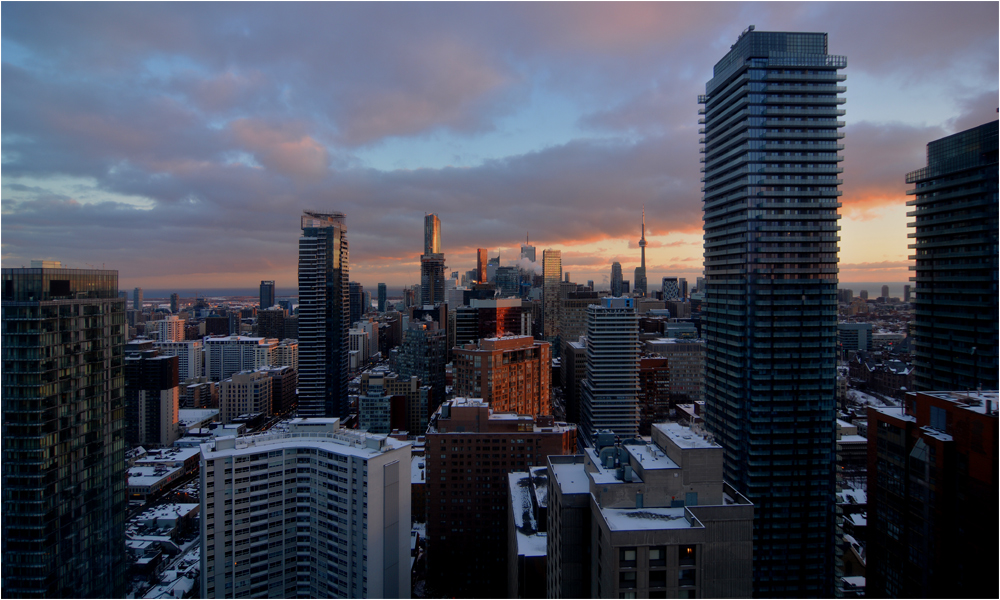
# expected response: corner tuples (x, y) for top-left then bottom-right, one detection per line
(219, 370), (272, 424)
(580, 297), (640, 442)
(156, 340), (204, 379)
(204, 336), (276, 381)
(199, 419), (411, 598)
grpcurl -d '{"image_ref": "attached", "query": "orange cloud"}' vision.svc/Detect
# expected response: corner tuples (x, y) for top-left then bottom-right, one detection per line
(229, 118), (328, 179)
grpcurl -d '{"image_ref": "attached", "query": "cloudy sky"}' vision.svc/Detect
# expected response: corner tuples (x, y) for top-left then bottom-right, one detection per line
(2, 2), (997, 293)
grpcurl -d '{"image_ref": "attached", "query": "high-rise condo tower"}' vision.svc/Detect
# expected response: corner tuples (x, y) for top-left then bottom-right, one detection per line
(298, 211), (349, 417)
(700, 27), (845, 596)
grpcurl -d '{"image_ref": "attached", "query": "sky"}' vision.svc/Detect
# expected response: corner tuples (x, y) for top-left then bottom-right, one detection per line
(2, 2), (997, 292)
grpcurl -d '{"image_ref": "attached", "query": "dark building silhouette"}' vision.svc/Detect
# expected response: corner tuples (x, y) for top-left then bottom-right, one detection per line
(701, 28), (845, 596)
(259, 279), (275, 309)
(2, 266), (128, 597)
(867, 391), (998, 598)
(349, 280), (364, 326)
(298, 211), (349, 418)
(377, 282), (387, 312)
(906, 121), (998, 392)
(125, 349), (180, 447)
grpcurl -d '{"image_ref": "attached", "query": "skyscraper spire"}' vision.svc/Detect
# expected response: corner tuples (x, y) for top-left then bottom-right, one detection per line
(633, 206), (648, 297)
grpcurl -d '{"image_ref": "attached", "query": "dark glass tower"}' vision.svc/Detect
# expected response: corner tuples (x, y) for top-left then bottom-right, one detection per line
(349, 281), (364, 325)
(2, 266), (127, 597)
(298, 211), (349, 418)
(377, 282), (388, 312)
(906, 121), (998, 391)
(420, 214), (446, 305)
(700, 28), (845, 596)
(259, 280), (275, 309)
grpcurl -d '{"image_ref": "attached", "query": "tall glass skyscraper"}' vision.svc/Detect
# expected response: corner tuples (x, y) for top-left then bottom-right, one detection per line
(700, 28), (845, 596)
(2, 266), (128, 597)
(906, 120), (998, 392)
(298, 211), (349, 418)
(420, 214), (446, 305)
(541, 249), (561, 338)
(377, 282), (388, 312)
(259, 279), (275, 309)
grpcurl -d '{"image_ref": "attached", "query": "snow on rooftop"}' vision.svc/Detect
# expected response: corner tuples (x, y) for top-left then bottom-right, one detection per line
(516, 531), (547, 557)
(550, 461), (590, 495)
(601, 507), (693, 531)
(872, 406), (916, 422)
(839, 434), (868, 444)
(626, 444), (679, 470)
(655, 422), (719, 449)
(848, 513), (867, 527)
(411, 456), (425, 484)
(920, 426), (953, 442)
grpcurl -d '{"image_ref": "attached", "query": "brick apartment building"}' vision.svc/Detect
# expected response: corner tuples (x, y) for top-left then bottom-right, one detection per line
(453, 335), (551, 416)
(424, 398), (576, 597)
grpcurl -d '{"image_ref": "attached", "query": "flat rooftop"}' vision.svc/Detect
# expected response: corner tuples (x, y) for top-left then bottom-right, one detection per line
(601, 507), (693, 531)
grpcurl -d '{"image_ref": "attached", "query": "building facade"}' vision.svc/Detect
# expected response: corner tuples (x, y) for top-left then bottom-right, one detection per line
(259, 280), (275, 309)
(2, 266), (128, 597)
(580, 297), (640, 443)
(610, 262), (624, 297)
(700, 28), (845, 595)
(378, 282), (388, 312)
(546, 422), (753, 599)
(219, 369), (272, 423)
(906, 120), (998, 392)
(199, 420), (411, 599)
(425, 398), (576, 597)
(454, 335), (551, 416)
(125, 349), (181, 448)
(542, 249), (562, 339)
(867, 391), (997, 598)
(204, 335), (275, 381)
(298, 211), (350, 418)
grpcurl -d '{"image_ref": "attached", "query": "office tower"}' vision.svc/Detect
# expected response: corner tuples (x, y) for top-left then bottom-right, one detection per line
(696, 276), (705, 293)
(203, 335), (275, 381)
(542, 249), (562, 338)
(259, 279), (275, 308)
(520, 234), (536, 263)
(454, 297), (531, 347)
(349, 280), (364, 325)
(562, 337), (588, 423)
(425, 398), (576, 597)
(396, 320), (447, 414)
(256, 306), (286, 339)
(378, 282), (388, 312)
(867, 391), (998, 598)
(580, 297), (640, 442)
(2, 266), (127, 597)
(125, 349), (180, 447)
(477, 247), (489, 283)
(700, 28), (844, 595)
(156, 339), (204, 379)
(679, 277), (688, 300)
(880, 284), (889, 300)
(557, 291), (599, 359)
(903, 284), (911, 303)
(610, 262), (624, 297)
(487, 254), (500, 284)
(283, 314), (298, 340)
(259, 364), (296, 415)
(587, 280), (594, 290)
(838, 323), (873, 354)
(644, 339), (707, 405)
(133, 286), (144, 310)
(661, 276), (680, 301)
(219, 369), (271, 423)
(420, 214), (447, 306)
(495, 265), (520, 296)
(424, 213), (441, 254)
(454, 336), (551, 415)
(359, 370), (393, 433)
(546, 423), (753, 599)
(637, 357), (670, 435)
(298, 211), (349, 418)
(170, 292), (179, 313)
(200, 420), (410, 599)
(859, 289), (868, 300)
(634, 206), (648, 297)
(907, 121), (999, 391)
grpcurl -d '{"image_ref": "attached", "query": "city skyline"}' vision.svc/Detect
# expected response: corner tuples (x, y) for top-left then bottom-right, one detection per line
(2, 3), (997, 289)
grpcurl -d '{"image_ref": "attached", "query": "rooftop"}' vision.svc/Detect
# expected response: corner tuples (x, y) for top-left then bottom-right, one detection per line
(655, 422), (719, 449)
(601, 507), (694, 531)
(549, 458), (590, 495)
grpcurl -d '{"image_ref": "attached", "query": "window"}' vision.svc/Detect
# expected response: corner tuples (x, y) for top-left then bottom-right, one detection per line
(680, 544), (696, 566)
(679, 568), (696, 587)
(619, 571), (637, 589)
(619, 547), (636, 568)
(649, 546), (666, 567)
